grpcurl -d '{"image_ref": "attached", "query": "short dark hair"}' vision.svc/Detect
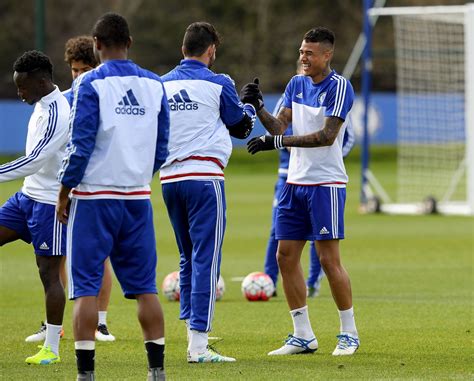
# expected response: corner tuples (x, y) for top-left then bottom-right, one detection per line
(13, 50), (53, 80)
(183, 22), (220, 57)
(92, 12), (130, 48)
(303, 27), (335, 46)
(64, 36), (98, 67)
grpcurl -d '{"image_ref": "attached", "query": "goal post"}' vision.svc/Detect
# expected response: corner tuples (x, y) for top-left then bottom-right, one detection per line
(362, 4), (474, 216)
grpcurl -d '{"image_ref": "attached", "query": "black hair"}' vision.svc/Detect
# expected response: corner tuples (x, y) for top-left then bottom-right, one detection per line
(183, 22), (220, 57)
(303, 27), (335, 46)
(92, 12), (130, 48)
(64, 35), (98, 67)
(13, 50), (53, 80)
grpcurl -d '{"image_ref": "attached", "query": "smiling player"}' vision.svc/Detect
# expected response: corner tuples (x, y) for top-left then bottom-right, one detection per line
(243, 27), (360, 356)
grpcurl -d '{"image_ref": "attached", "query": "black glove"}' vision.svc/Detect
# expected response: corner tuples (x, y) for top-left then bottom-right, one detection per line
(247, 135), (284, 155)
(240, 77), (264, 111)
(227, 111), (254, 139)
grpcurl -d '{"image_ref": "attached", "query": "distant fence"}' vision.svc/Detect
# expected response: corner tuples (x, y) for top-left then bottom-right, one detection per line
(0, 93), (397, 154)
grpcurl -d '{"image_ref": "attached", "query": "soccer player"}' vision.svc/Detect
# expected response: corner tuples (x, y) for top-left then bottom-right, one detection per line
(264, 95), (323, 298)
(56, 13), (169, 380)
(0, 51), (70, 364)
(160, 22), (256, 363)
(63, 35), (116, 342)
(264, 66), (355, 297)
(24, 35), (117, 344)
(243, 27), (360, 356)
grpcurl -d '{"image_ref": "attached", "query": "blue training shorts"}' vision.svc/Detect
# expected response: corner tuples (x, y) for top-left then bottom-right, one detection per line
(0, 192), (66, 256)
(275, 184), (345, 241)
(67, 198), (157, 300)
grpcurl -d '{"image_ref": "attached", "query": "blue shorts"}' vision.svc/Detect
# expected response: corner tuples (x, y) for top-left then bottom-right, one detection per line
(67, 198), (157, 300)
(275, 184), (345, 241)
(0, 192), (66, 256)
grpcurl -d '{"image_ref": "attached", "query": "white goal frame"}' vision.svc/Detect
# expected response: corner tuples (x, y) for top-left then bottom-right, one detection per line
(365, 4), (474, 216)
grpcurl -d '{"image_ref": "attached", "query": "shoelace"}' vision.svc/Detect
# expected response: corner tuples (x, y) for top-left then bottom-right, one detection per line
(35, 322), (46, 334)
(35, 344), (55, 353)
(284, 334), (316, 350)
(336, 334), (359, 349)
(207, 344), (222, 356)
(97, 324), (110, 335)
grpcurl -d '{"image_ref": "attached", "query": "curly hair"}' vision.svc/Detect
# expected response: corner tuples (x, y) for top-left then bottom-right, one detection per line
(64, 36), (98, 67)
(13, 50), (53, 79)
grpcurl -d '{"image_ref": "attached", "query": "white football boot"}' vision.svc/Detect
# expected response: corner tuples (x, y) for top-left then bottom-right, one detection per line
(188, 346), (236, 363)
(268, 334), (318, 355)
(25, 322), (47, 343)
(332, 332), (360, 356)
(95, 324), (115, 342)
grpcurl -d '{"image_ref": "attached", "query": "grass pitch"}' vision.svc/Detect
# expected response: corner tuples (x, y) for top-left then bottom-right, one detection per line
(0, 147), (472, 380)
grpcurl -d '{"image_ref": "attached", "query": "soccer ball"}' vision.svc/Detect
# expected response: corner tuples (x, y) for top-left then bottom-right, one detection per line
(216, 275), (225, 301)
(162, 271), (180, 301)
(241, 272), (275, 301)
(162, 271), (225, 302)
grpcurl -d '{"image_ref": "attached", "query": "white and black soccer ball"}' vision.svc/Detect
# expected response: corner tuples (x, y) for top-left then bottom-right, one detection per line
(241, 272), (275, 301)
(162, 272), (225, 302)
(215, 275), (225, 301)
(162, 271), (180, 301)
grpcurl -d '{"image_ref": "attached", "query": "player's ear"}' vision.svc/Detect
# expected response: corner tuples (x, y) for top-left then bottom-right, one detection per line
(126, 36), (133, 50)
(94, 37), (101, 51)
(326, 48), (333, 62)
(181, 45), (186, 58)
(206, 44), (215, 58)
(322, 50), (329, 64)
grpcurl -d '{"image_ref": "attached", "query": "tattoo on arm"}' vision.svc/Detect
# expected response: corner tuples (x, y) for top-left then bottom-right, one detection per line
(283, 116), (343, 148)
(257, 107), (291, 135)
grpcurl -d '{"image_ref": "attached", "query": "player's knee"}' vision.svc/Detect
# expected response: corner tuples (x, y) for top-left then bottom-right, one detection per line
(318, 252), (329, 266)
(276, 250), (287, 263)
(320, 255), (344, 277)
(37, 261), (61, 289)
(277, 250), (296, 268)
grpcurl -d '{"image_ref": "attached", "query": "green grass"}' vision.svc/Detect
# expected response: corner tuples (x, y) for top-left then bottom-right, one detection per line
(0, 148), (473, 380)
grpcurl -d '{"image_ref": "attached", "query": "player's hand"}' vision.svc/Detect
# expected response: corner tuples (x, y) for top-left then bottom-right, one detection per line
(56, 186), (72, 225)
(247, 135), (284, 154)
(240, 78), (264, 111)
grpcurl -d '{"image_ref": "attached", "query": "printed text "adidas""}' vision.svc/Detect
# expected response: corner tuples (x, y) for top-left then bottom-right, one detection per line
(168, 89), (199, 111)
(115, 89), (145, 116)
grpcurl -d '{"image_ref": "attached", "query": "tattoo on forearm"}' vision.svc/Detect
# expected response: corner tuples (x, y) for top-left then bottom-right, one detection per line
(258, 108), (287, 135)
(283, 117), (343, 148)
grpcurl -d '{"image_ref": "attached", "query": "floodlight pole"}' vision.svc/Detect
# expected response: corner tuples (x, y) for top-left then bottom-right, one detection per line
(360, 0), (373, 205)
(35, 0), (45, 51)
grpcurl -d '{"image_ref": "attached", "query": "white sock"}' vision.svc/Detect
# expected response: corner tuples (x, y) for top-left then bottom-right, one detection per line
(184, 319), (190, 342)
(290, 305), (315, 339)
(75, 340), (95, 350)
(98, 311), (107, 326)
(145, 338), (165, 345)
(339, 307), (358, 336)
(188, 330), (208, 353)
(44, 323), (62, 355)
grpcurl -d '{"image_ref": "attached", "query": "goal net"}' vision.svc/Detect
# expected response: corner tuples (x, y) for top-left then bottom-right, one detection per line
(367, 5), (474, 215)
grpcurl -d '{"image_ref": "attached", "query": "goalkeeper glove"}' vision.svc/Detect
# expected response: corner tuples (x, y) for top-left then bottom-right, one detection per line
(247, 135), (284, 154)
(240, 77), (264, 111)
